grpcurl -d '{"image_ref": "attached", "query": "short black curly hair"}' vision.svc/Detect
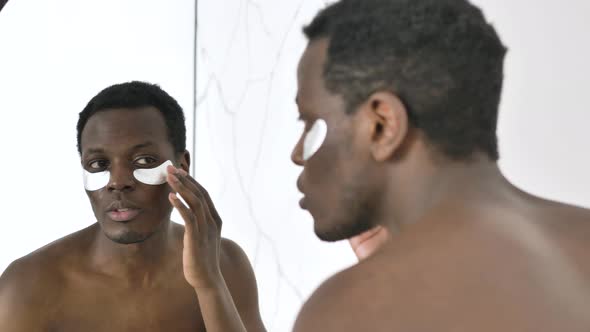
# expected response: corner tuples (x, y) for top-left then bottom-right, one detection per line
(304, 0), (507, 160)
(76, 81), (186, 154)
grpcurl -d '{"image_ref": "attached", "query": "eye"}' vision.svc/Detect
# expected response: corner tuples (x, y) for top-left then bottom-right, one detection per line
(88, 159), (109, 171)
(135, 156), (157, 167)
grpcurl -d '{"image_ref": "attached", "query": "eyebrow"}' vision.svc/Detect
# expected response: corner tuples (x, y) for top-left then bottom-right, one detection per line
(130, 141), (156, 152)
(85, 147), (105, 155)
(83, 141), (156, 156)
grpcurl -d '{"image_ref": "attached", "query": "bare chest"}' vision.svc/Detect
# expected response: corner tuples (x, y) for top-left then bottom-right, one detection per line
(47, 280), (205, 332)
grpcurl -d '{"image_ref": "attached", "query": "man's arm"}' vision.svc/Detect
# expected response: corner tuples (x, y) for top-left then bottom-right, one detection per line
(166, 165), (266, 332)
(192, 239), (266, 332)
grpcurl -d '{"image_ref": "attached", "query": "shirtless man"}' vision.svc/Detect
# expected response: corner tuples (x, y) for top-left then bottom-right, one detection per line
(0, 81), (266, 331)
(291, 0), (590, 331)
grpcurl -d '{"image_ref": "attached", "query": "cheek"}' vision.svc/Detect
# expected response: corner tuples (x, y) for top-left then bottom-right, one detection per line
(304, 145), (344, 197)
(306, 126), (354, 179)
(145, 185), (173, 212)
(87, 191), (101, 209)
(86, 191), (107, 220)
(304, 132), (363, 208)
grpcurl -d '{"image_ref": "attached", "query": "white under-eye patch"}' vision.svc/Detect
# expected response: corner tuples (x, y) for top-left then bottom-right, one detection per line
(303, 119), (328, 161)
(133, 160), (173, 185)
(82, 160), (174, 191)
(83, 170), (110, 191)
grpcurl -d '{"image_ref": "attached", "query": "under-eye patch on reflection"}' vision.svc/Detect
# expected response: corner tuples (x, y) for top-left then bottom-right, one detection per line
(82, 160), (173, 191)
(303, 119), (327, 161)
(133, 160), (173, 185)
(82, 170), (110, 191)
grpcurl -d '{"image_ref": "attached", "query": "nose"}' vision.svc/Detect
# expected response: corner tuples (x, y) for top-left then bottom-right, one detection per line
(291, 134), (305, 167)
(107, 162), (135, 192)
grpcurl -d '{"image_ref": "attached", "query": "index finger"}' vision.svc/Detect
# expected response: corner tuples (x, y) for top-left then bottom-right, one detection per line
(175, 168), (223, 230)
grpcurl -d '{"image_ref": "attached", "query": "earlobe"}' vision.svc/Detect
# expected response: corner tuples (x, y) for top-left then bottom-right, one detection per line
(367, 92), (409, 162)
(178, 150), (191, 173)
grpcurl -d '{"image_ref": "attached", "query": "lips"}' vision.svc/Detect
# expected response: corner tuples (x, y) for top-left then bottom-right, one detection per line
(297, 175), (308, 209)
(299, 196), (308, 209)
(105, 201), (141, 222)
(107, 208), (141, 222)
(296, 176), (305, 194)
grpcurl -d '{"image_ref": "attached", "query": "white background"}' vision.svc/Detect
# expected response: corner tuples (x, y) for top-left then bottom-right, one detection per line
(1, 1), (589, 331)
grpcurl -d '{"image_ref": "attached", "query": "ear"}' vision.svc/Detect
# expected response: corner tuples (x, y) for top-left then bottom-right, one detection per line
(362, 91), (409, 162)
(177, 150), (191, 173)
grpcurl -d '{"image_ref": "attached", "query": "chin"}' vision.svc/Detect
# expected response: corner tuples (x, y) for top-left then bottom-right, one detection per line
(314, 229), (346, 242)
(313, 221), (353, 242)
(314, 214), (374, 242)
(104, 229), (153, 244)
(98, 215), (166, 245)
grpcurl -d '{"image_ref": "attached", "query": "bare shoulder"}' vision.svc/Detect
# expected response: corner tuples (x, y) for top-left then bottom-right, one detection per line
(0, 236), (71, 329)
(2, 224), (94, 278)
(292, 222), (471, 332)
(294, 243), (469, 332)
(218, 237), (258, 298)
(218, 238), (265, 331)
(0, 229), (85, 293)
(0, 256), (46, 330)
(293, 259), (393, 332)
(295, 212), (590, 332)
(292, 266), (347, 332)
(219, 238), (249, 264)
(0, 225), (95, 329)
(537, 199), (590, 233)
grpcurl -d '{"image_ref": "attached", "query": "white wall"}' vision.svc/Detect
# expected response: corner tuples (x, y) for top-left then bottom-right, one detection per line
(193, 1), (355, 330)
(0, 0), (589, 331)
(482, 0), (590, 206)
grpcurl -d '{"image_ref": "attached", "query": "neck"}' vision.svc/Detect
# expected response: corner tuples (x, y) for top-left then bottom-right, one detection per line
(88, 220), (179, 286)
(377, 147), (511, 234)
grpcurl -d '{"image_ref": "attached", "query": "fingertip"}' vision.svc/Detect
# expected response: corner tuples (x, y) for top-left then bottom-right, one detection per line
(166, 165), (176, 173)
(166, 172), (180, 184)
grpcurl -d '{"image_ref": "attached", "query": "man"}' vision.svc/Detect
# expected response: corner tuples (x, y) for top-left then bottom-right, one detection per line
(0, 81), (266, 331)
(291, 0), (590, 331)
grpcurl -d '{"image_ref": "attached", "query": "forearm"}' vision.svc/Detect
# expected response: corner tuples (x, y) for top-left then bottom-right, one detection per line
(195, 276), (247, 332)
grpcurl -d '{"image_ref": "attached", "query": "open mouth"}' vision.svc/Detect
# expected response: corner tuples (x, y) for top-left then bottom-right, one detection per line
(107, 208), (141, 222)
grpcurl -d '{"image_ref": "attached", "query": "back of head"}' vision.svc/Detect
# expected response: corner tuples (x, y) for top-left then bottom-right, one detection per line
(76, 81), (186, 154)
(304, 0), (507, 160)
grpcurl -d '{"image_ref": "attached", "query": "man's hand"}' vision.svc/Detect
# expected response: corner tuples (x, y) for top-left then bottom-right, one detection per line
(348, 226), (390, 261)
(166, 166), (223, 290)
(166, 166), (263, 332)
